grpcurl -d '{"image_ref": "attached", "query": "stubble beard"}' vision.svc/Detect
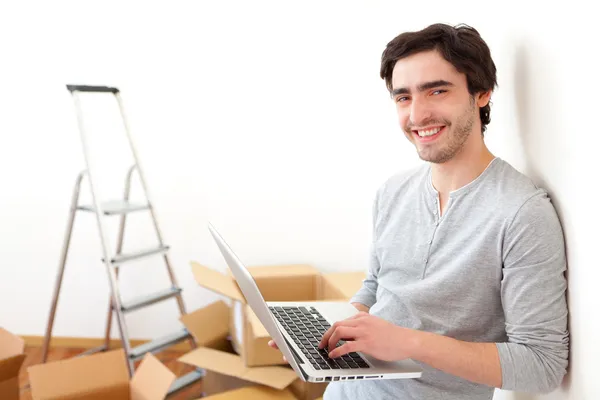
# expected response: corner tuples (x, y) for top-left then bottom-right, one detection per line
(414, 99), (477, 164)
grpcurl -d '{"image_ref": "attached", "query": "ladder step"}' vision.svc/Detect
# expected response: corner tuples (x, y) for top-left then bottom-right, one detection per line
(104, 245), (169, 265)
(119, 287), (182, 313)
(167, 369), (205, 396)
(67, 84), (120, 94)
(76, 344), (108, 358)
(78, 200), (150, 215)
(129, 329), (191, 361)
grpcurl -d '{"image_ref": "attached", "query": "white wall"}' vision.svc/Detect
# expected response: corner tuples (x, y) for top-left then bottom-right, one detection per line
(0, 1), (596, 398)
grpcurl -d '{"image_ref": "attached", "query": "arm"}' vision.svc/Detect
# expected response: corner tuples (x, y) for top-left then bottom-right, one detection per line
(493, 192), (569, 393)
(324, 313), (502, 388)
(348, 188), (383, 310)
(410, 331), (502, 387)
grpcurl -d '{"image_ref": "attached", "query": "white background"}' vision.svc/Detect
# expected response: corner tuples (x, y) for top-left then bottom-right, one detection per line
(0, 1), (596, 398)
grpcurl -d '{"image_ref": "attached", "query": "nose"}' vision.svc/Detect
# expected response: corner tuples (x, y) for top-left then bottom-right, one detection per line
(409, 98), (432, 127)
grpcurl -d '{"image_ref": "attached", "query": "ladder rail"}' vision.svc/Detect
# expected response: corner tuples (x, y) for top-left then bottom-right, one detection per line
(41, 171), (87, 363)
(114, 94), (165, 247)
(104, 164), (136, 355)
(114, 94), (192, 324)
(71, 91), (135, 376)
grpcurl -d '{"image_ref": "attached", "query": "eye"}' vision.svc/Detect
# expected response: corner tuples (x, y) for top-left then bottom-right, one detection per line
(395, 96), (409, 103)
(432, 89), (447, 95)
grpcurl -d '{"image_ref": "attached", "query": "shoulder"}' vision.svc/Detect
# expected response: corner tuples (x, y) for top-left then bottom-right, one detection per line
(374, 163), (429, 207)
(489, 159), (564, 241)
(484, 158), (553, 216)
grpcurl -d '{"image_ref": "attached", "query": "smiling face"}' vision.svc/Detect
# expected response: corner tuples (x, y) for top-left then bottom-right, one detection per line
(391, 50), (490, 164)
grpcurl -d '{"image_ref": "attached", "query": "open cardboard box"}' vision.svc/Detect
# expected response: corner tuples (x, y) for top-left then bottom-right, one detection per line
(27, 349), (176, 400)
(190, 262), (365, 367)
(178, 301), (328, 400)
(0, 328), (27, 400)
(201, 386), (298, 400)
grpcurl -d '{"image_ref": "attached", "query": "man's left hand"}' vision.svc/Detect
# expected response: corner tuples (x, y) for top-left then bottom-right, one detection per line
(319, 311), (417, 361)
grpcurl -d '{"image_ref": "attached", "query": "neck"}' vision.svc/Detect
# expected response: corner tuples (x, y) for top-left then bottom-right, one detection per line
(430, 135), (495, 196)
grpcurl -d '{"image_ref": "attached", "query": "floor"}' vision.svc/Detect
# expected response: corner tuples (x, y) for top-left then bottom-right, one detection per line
(19, 345), (204, 400)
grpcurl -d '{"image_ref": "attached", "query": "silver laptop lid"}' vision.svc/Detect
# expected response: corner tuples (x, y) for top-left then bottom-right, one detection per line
(207, 222), (306, 379)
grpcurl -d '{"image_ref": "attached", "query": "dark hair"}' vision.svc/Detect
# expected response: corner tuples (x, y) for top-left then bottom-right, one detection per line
(380, 23), (497, 134)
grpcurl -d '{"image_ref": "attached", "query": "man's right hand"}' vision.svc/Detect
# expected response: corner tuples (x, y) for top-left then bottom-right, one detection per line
(267, 302), (370, 363)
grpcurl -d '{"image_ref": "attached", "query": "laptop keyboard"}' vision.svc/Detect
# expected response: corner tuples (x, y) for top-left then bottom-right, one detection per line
(269, 306), (370, 370)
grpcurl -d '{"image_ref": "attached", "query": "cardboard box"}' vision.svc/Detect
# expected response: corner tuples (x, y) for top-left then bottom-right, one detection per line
(178, 302), (328, 400)
(201, 386), (297, 400)
(190, 262), (365, 367)
(0, 328), (26, 400)
(198, 369), (327, 400)
(27, 349), (176, 400)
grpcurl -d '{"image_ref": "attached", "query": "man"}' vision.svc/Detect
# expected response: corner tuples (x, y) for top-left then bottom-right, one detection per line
(269, 23), (569, 399)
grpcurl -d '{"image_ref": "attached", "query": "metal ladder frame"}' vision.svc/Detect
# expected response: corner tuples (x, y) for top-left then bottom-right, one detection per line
(40, 85), (203, 396)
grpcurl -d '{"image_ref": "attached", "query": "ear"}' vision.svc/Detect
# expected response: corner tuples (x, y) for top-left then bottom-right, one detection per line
(477, 90), (492, 108)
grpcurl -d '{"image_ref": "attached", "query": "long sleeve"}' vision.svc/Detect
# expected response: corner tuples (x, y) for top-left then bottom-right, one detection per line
(496, 190), (569, 393)
(350, 187), (383, 308)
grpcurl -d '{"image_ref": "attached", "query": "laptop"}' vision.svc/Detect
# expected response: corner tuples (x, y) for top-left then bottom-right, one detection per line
(207, 222), (423, 383)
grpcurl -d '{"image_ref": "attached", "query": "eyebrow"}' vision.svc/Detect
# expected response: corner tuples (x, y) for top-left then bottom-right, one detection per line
(391, 80), (454, 96)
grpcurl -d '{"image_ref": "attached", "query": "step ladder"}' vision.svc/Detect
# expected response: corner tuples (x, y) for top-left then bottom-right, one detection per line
(40, 84), (204, 396)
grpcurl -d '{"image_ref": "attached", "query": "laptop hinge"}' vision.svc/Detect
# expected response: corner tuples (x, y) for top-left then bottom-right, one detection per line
(284, 337), (310, 380)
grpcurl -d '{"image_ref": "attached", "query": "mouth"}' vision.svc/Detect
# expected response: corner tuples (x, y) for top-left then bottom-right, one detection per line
(412, 126), (445, 142)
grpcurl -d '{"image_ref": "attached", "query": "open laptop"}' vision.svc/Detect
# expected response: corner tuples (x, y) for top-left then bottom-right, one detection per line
(207, 222), (423, 383)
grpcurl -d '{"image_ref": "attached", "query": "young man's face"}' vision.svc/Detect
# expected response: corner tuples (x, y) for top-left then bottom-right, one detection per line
(391, 50), (489, 164)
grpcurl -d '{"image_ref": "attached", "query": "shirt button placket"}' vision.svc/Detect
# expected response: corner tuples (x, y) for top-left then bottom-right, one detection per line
(424, 199), (439, 274)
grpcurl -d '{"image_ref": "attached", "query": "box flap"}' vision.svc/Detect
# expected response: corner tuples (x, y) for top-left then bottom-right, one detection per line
(28, 349), (130, 400)
(191, 262), (246, 303)
(178, 347), (297, 390)
(130, 353), (176, 400)
(202, 386), (298, 400)
(0, 328), (24, 360)
(181, 301), (230, 346)
(247, 265), (319, 278)
(246, 305), (269, 339)
(254, 274), (317, 302)
(290, 375), (328, 400)
(0, 354), (26, 382)
(321, 272), (365, 299)
(243, 305), (287, 367)
(0, 376), (19, 400)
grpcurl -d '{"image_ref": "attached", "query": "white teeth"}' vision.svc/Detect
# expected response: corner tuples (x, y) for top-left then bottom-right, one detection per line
(417, 127), (442, 137)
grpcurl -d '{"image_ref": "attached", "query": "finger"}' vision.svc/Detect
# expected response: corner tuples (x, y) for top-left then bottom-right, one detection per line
(328, 326), (359, 351)
(329, 340), (360, 359)
(319, 319), (361, 349)
(319, 327), (333, 349)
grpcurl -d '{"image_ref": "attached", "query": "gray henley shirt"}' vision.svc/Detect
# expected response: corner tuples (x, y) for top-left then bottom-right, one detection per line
(323, 157), (569, 400)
